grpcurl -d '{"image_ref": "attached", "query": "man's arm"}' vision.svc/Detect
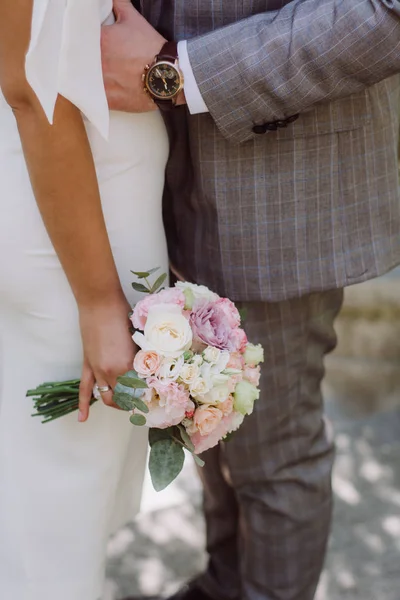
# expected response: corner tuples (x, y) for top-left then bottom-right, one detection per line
(186, 0), (400, 143)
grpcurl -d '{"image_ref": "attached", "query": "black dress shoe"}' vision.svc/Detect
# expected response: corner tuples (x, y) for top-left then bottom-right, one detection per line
(119, 580), (214, 600)
(166, 580), (215, 600)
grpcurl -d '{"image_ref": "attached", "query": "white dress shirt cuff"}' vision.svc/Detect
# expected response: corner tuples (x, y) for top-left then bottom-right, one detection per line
(177, 40), (209, 115)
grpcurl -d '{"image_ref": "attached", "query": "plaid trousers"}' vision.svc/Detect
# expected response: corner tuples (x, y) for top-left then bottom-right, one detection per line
(197, 289), (344, 600)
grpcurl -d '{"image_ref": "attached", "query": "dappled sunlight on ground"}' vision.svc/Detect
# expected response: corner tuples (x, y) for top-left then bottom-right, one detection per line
(104, 396), (400, 600)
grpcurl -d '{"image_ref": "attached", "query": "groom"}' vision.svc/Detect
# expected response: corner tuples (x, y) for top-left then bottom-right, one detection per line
(102, 1), (400, 599)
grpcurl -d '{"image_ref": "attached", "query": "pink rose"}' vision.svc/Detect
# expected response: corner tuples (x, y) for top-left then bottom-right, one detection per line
(131, 288), (186, 330)
(227, 373), (243, 393)
(215, 298), (241, 328)
(219, 395), (234, 417)
(243, 366), (261, 387)
(190, 300), (245, 352)
(191, 412), (245, 454)
(193, 405), (223, 436)
(227, 352), (245, 370)
(134, 350), (162, 377)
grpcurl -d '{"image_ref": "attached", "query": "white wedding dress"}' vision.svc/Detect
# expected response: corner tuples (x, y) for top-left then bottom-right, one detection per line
(0, 1), (169, 599)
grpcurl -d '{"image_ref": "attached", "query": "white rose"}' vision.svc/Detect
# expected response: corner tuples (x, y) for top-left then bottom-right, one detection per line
(179, 363), (200, 385)
(203, 346), (221, 364)
(175, 281), (218, 303)
(201, 361), (230, 387)
(156, 355), (185, 382)
(191, 354), (204, 367)
(190, 377), (211, 400)
(202, 384), (231, 406)
(233, 380), (260, 415)
(244, 343), (264, 366)
(133, 303), (192, 358)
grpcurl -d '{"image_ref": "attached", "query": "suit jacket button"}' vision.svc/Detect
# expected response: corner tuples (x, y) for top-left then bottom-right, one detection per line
(252, 124), (268, 134)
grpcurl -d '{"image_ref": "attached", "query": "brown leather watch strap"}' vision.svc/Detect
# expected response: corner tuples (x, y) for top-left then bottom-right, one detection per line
(157, 41), (178, 63)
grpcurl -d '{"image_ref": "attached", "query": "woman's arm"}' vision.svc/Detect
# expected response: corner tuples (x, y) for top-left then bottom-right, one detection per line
(0, 0), (135, 420)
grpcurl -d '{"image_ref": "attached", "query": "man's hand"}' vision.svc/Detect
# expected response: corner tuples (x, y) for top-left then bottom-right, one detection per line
(101, 0), (166, 113)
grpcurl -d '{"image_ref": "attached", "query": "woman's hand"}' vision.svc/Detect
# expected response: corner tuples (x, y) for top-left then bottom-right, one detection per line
(77, 293), (136, 422)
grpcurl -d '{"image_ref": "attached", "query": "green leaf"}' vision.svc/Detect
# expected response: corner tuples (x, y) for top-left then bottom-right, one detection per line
(193, 454), (205, 468)
(131, 282), (151, 293)
(149, 439), (185, 491)
(178, 424), (195, 452)
(132, 396), (149, 414)
(131, 270), (151, 279)
(131, 267), (160, 279)
(148, 427), (175, 447)
(238, 307), (248, 324)
(114, 392), (137, 411)
(150, 273), (167, 293)
(117, 374), (148, 389)
(130, 413), (147, 426)
(114, 381), (146, 399)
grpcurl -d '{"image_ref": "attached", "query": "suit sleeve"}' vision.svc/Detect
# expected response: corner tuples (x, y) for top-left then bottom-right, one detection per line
(186, 0), (400, 143)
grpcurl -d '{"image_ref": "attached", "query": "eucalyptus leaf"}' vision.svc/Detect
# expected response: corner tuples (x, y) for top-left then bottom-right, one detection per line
(114, 381), (147, 399)
(178, 425), (195, 452)
(130, 414), (147, 426)
(130, 270), (151, 279)
(148, 427), (174, 447)
(193, 454), (205, 468)
(149, 439), (185, 491)
(151, 273), (167, 293)
(131, 282), (151, 294)
(132, 396), (149, 414)
(114, 392), (137, 411)
(117, 375), (148, 389)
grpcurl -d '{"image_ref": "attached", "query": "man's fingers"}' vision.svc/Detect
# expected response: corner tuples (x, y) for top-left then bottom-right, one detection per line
(79, 363), (95, 423)
(113, 0), (136, 23)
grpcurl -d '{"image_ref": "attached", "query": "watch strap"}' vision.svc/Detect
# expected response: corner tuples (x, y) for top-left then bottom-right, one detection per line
(153, 41), (180, 111)
(156, 41), (178, 63)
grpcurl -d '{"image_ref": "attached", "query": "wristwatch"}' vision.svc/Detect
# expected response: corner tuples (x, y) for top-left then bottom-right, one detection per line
(142, 41), (184, 111)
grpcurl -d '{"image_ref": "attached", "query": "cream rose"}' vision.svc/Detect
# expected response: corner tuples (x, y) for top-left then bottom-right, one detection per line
(133, 303), (192, 358)
(203, 346), (221, 364)
(175, 281), (218, 304)
(179, 363), (200, 385)
(133, 350), (162, 378)
(202, 384), (231, 406)
(190, 377), (211, 400)
(244, 343), (264, 366)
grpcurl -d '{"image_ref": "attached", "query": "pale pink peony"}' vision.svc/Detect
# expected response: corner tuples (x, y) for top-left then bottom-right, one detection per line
(243, 366), (261, 387)
(215, 298), (241, 328)
(140, 383), (195, 429)
(147, 377), (191, 410)
(227, 352), (245, 370)
(134, 350), (162, 377)
(190, 300), (246, 352)
(230, 327), (248, 353)
(219, 395), (234, 417)
(193, 405), (223, 436)
(131, 288), (186, 330)
(227, 372), (243, 393)
(190, 412), (244, 454)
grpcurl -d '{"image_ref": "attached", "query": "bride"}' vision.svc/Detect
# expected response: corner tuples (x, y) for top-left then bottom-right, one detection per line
(0, 1), (169, 599)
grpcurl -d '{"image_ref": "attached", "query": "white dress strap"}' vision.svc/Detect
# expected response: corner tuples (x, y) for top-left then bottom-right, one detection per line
(25, 0), (111, 139)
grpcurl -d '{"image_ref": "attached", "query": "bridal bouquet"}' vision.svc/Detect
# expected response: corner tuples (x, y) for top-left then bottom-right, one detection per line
(28, 269), (264, 490)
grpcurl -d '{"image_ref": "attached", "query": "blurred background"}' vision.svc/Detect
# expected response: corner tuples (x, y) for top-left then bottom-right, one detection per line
(102, 127), (400, 600)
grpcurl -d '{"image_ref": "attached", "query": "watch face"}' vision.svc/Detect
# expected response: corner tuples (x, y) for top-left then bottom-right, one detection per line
(146, 62), (182, 100)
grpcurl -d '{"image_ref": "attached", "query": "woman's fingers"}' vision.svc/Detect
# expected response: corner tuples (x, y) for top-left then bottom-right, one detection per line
(78, 361), (95, 422)
(97, 383), (119, 410)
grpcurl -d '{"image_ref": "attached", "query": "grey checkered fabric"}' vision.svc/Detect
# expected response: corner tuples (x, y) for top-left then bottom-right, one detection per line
(140, 2), (400, 599)
(197, 290), (344, 600)
(142, 0), (400, 302)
